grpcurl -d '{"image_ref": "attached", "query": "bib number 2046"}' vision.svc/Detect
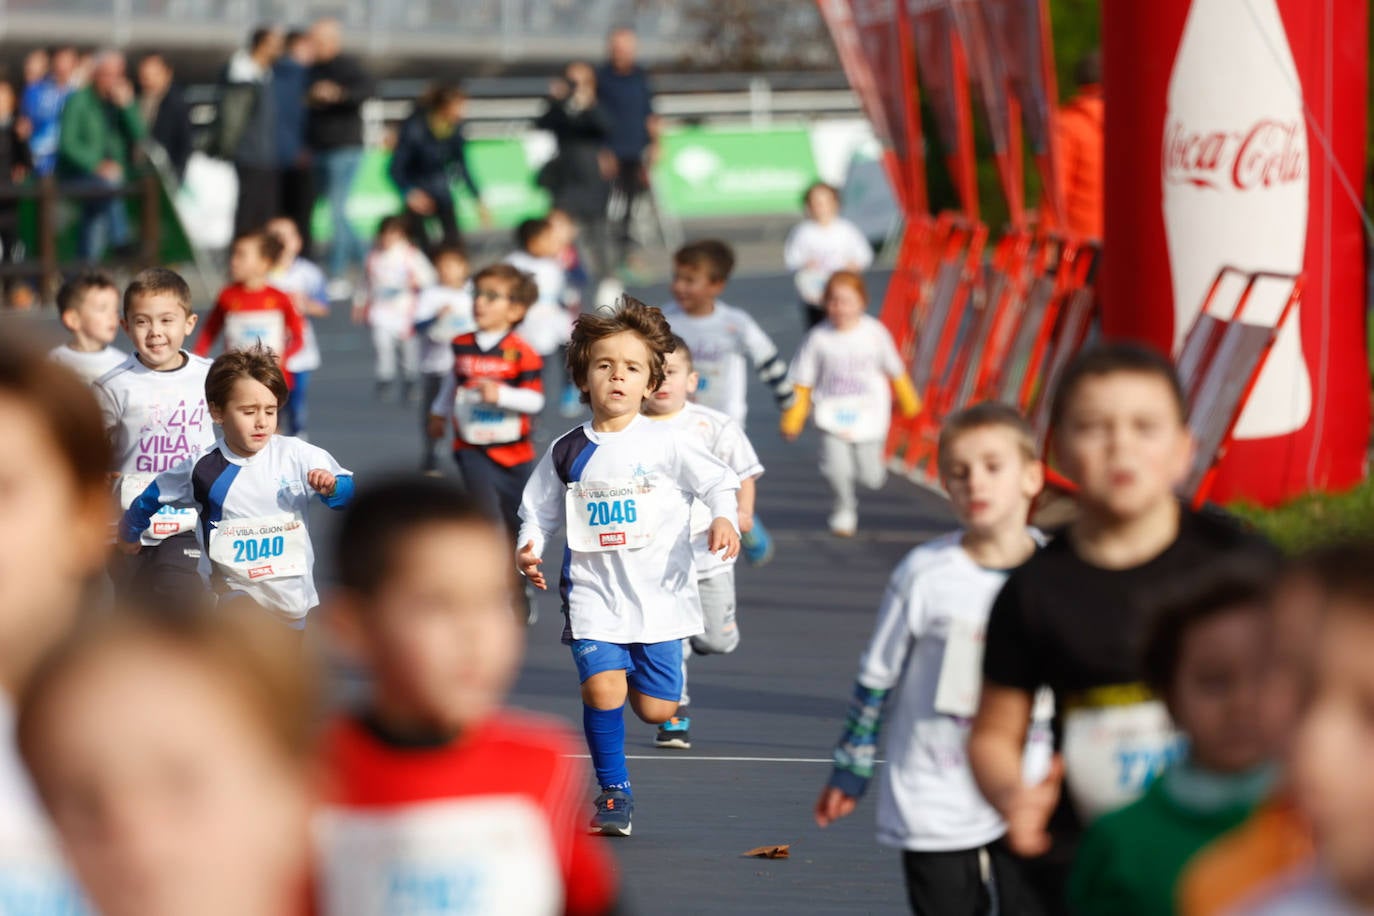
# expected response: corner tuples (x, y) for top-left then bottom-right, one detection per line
(585, 499), (637, 527)
(232, 535), (286, 564)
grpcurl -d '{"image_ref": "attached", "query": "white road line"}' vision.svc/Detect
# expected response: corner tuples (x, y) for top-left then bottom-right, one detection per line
(566, 755), (885, 764)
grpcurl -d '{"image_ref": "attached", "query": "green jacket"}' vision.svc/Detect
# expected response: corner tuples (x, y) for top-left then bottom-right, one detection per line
(56, 87), (145, 179)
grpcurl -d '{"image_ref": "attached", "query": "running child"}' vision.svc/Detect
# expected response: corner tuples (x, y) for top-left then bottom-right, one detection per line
(357, 215), (436, 402)
(427, 264), (541, 542)
(783, 181), (874, 329)
(815, 403), (1050, 915)
(506, 215), (580, 414)
(548, 208), (589, 416)
(119, 347), (354, 629)
(518, 299), (741, 836)
(1069, 561), (1278, 916)
(96, 267), (216, 608)
(781, 271), (920, 537)
(18, 609), (319, 916)
(194, 229), (305, 387)
(414, 243), (474, 474)
(642, 336), (763, 750)
(0, 337), (111, 910)
(48, 269), (125, 385)
(267, 216), (329, 439)
(319, 477), (620, 914)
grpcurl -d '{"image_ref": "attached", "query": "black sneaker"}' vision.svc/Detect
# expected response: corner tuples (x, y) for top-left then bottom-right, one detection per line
(655, 715), (691, 749)
(589, 789), (633, 836)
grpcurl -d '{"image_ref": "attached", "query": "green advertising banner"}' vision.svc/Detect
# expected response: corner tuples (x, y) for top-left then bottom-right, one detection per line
(651, 126), (820, 218)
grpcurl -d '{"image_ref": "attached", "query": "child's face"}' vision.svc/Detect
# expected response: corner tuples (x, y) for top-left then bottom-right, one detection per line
(940, 426), (1041, 537)
(377, 227), (407, 251)
(824, 282), (867, 329)
(210, 377), (279, 456)
(670, 264), (725, 315)
(807, 186), (840, 223)
(582, 331), (655, 423)
(229, 240), (269, 285)
(436, 254), (470, 289)
(65, 287), (121, 347)
(29, 645), (313, 916)
(645, 347), (697, 416)
(266, 220), (300, 262)
(0, 395), (106, 692)
(1053, 372), (1192, 521)
(472, 280), (517, 333)
(0, 84), (16, 119)
(1293, 606), (1374, 902)
(549, 212), (578, 248)
(347, 523), (523, 732)
(124, 294), (196, 371)
(1168, 605), (1271, 773)
(528, 228), (561, 260)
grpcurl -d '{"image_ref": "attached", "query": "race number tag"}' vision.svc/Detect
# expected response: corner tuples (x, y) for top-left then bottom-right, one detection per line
(208, 513), (308, 583)
(565, 478), (659, 552)
(453, 389), (522, 445)
(117, 472), (197, 539)
(933, 617), (985, 718)
(1061, 698), (1184, 822)
(224, 310), (286, 356)
(814, 396), (867, 439)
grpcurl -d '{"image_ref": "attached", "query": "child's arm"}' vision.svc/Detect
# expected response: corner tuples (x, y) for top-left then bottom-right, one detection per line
(516, 450), (565, 590)
(737, 475), (757, 534)
(118, 458), (196, 552)
(782, 223), (808, 272)
(779, 387), (811, 441)
(780, 333), (817, 441)
(740, 316), (795, 412)
(712, 418), (763, 534)
(880, 323), (920, 419)
(674, 432), (741, 560)
(278, 291), (306, 366)
(307, 469), (354, 509)
(192, 296), (227, 357)
(427, 371), (458, 439)
(847, 221), (875, 271)
(480, 346), (545, 415)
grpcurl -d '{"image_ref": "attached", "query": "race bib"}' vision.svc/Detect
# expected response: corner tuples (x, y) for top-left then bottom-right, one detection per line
(565, 478), (659, 552)
(117, 472), (197, 539)
(207, 513), (308, 584)
(814, 395), (868, 438)
(933, 617), (985, 718)
(454, 389), (522, 445)
(1061, 697), (1184, 822)
(224, 310), (286, 356)
(691, 360), (726, 409)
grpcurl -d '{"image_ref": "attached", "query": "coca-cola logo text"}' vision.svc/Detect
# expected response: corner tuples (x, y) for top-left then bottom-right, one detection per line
(1163, 118), (1305, 191)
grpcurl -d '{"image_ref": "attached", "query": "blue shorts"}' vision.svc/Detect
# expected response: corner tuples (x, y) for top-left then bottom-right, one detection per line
(570, 638), (683, 702)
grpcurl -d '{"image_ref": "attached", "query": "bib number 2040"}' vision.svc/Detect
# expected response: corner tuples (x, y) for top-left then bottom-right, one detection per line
(585, 499), (637, 527)
(232, 535), (286, 564)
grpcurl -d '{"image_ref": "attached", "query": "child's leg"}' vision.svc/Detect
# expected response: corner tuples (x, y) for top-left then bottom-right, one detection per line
(419, 372), (444, 470)
(818, 433), (859, 532)
(690, 569), (740, 656)
(494, 459), (534, 545)
(854, 438), (888, 492)
(371, 324), (398, 383)
(625, 641), (685, 725)
(902, 848), (992, 916)
(399, 333), (421, 384)
(453, 450), (508, 535)
(577, 651), (633, 794)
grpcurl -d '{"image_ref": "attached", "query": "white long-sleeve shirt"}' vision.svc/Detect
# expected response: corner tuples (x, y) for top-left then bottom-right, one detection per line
(783, 217), (874, 305)
(518, 415), (740, 644)
(660, 300), (792, 427)
(789, 315), (906, 443)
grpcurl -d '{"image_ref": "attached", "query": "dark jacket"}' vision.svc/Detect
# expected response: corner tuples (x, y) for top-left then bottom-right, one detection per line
(145, 83), (193, 181)
(272, 57), (309, 167)
(0, 118), (32, 222)
(306, 53), (373, 151)
(387, 110), (480, 206)
(534, 96), (611, 222)
(595, 63), (653, 160)
(56, 86), (145, 180)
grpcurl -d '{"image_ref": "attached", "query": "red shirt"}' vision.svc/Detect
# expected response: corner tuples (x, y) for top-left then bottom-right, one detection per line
(447, 330), (543, 467)
(194, 283), (306, 386)
(319, 711), (618, 916)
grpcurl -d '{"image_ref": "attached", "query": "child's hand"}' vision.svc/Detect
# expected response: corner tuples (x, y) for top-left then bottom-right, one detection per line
(350, 304), (367, 325)
(426, 415), (447, 440)
(707, 517), (740, 560)
(478, 380), (502, 404)
(1000, 754), (1064, 858)
(814, 786), (858, 828)
(519, 540), (546, 590)
(779, 413), (804, 442)
(117, 538), (142, 556)
(307, 469), (337, 496)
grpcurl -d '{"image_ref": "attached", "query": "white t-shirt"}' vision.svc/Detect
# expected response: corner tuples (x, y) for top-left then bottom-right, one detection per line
(518, 414), (740, 645)
(95, 352), (216, 546)
(783, 217), (874, 304)
(650, 402), (763, 580)
(48, 344), (126, 386)
(789, 315), (905, 443)
(0, 695), (94, 913)
(413, 284), (475, 375)
(271, 259), (327, 373)
(365, 244), (436, 334)
(507, 252), (573, 358)
(860, 531), (1053, 852)
(123, 436), (352, 621)
(660, 300), (781, 427)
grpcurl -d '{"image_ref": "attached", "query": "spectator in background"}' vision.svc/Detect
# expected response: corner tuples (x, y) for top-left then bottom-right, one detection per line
(307, 16), (374, 302)
(1051, 50), (1104, 241)
(220, 26), (285, 235)
(276, 29), (315, 254)
(0, 79), (33, 307)
(388, 82), (489, 254)
(23, 45), (76, 178)
(596, 27), (658, 275)
(137, 53), (192, 184)
(535, 62), (612, 283)
(57, 51), (144, 262)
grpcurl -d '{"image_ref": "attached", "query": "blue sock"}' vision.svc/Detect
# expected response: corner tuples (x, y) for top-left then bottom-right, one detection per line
(583, 703), (631, 794)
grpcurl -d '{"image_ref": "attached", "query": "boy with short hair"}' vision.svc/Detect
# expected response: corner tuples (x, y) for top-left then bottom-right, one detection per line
(415, 244), (474, 474)
(95, 267), (216, 607)
(320, 476), (619, 914)
(816, 402), (1051, 915)
(518, 299), (742, 836)
(968, 343), (1274, 914)
(642, 336), (763, 749)
(48, 268), (125, 385)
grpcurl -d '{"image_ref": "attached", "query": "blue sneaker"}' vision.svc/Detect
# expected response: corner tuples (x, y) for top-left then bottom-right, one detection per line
(655, 715), (691, 749)
(741, 518), (775, 567)
(590, 789), (633, 836)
